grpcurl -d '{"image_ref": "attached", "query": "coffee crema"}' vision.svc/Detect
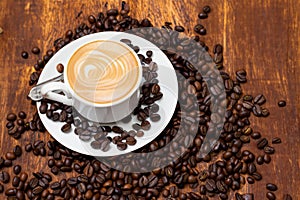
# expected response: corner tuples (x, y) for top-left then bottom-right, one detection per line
(67, 40), (140, 104)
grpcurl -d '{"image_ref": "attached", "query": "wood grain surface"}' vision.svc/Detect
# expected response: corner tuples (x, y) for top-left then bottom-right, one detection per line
(0, 0), (299, 199)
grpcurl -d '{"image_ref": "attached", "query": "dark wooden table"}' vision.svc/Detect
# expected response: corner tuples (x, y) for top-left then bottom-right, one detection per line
(0, 0), (299, 199)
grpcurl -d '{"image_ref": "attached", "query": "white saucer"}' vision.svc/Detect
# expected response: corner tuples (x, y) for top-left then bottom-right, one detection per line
(37, 32), (178, 156)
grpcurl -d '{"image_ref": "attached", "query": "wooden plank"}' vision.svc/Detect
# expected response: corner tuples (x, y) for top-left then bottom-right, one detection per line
(0, 0), (299, 199)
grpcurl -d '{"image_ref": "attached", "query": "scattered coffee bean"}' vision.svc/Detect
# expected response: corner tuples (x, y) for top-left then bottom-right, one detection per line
(266, 183), (278, 191)
(21, 51), (29, 59)
(31, 47), (40, 54)
(278, 100), (286, 107)
(61, 123), (72, 133)
(6, 113), (17, 121)
(283, 194), (293, 200)
(272, 137), (281, 144)
(56, 63), (64, 73)
(266, 191), (276, 200)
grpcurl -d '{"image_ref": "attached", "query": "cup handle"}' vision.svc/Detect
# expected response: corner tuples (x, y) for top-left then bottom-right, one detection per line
(40, 82), (73, 106)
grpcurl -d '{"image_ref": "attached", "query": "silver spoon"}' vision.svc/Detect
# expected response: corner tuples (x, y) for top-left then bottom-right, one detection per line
(28, 74), (64, 101)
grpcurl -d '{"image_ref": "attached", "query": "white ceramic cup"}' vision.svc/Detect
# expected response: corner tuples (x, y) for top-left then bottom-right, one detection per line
(39, 40), (142, 123)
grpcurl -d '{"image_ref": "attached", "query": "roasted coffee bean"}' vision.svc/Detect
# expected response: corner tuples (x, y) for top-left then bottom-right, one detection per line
(112, 126), (123, 133)
(12, 176), (20, 187)
(31, 47), (40, 54)
(247, 177), (255, 184)
(266, 192), (276, 200)
(266, 183), (278, 191)
(256, 155), (264, 165)
(56, 63), (64, 73)
(150, 113), (161, 122)
(203, 5), (211, 13)
(151, 84), (160, 94)
(126, 136), (137, 145)
(257, 138), (268, 149)
(61, 123), (71, 133)
(7, 113), (17, 121)
(198, 12), (208, 19)
(216, 180), (227, 193)
(18, 111), (27, 119)
(13, 165), (22, 175)
(283, 194), (293, 200)
(251, 131), (261, 139)
(252, 172), (262, 181)
(272, 137), (281, 144)
(146, 50), (153, 57)
(0, 171), (10, 183)
(205, 179), (216, 192)
(0, 184), (3, 193)
(5, 188), (16, 196)
(136, 130), (144, 137)
(21, 51), (29, 59)
(19, 172), (28, 182)
(278, 100), (286, 107)
(253, 94), (266, 105)
(13, 145), (22, 157)
(264, 154), (272, 164)
(117, 142), (127, 151)
(5, 152), (16, 160)
(264, 146), (275, 154)
(141, 120), (151, 130)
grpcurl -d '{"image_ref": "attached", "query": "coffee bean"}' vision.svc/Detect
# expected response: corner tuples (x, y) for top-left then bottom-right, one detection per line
(150, 113), (161, 122)
(283, 194), (293, 200)
(251, 131), (261, 139)
(7, 113), (17, 121)
(277, 100), (286, 107)
(19, 172), (28, 182)
(21, 51), (29, 59)
(12, 176), (20, 187)
(0, 171), (10, 183)
(216, 180), (227, 193)
(13, 165), (22, 175)
(266, 192), (276, 200)
(141, 120), (151, 130)
(257, 138), (268, 149)
(31, 47), (40, 54)
(0, 184), (3, 194)
(5, 188), (16, 196)
(13, 145), (22, 157)
(33, 186), (44, 195)
(61, 123), (71, 133)
(117, 142), (127, 151)
(151, 84), (160, 94)
(266, 183), (278, 191)
(25, 143), (33, 152)
(126, 136), (137, 145)
(136, 130), (144, 137)
(251, 172), (262, 181)
(247, 177), (255, 184)
(264, 146), (275, 154)
(18, 111), (27, 119)
(112, 126), (123, 133)
(205, 179), (216, 192)
(272, 137), (281, 144)
(56, 63), (64, 73)
(198, 12), (208, 19)
(5, 152), (16, 160)
(146, 50), (153, 57)
(264, 154), (271, 163)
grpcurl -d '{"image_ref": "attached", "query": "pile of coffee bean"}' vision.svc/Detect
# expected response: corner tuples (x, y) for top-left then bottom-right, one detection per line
(2, 2), (292, 200)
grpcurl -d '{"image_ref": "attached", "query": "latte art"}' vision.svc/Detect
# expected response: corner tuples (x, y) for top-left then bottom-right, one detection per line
(67, 40), (140, 104)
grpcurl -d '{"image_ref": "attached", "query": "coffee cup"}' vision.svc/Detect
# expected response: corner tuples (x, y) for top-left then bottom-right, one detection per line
(37, 40), (142, 123)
